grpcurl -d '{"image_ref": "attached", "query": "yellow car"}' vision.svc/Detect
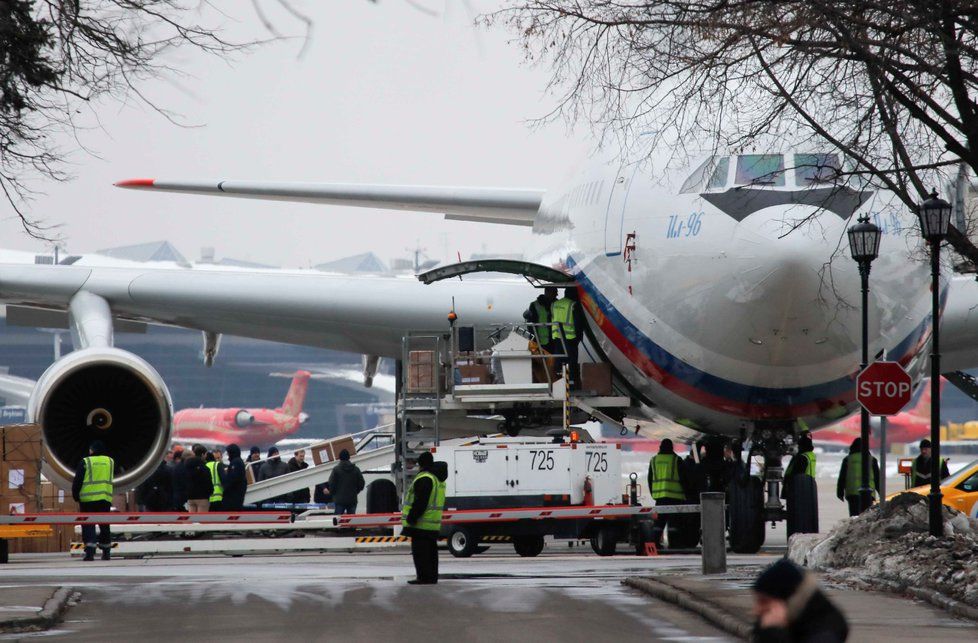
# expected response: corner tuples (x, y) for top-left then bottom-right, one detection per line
(891, 459), (978, 519)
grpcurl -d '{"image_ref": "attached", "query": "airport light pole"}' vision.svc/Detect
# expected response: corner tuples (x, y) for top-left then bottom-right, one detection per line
(847, 215), (881, 514)
(917, 190), (952, 538)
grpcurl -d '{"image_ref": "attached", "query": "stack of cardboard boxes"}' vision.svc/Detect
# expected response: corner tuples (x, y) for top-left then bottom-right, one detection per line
(1, 424), (79, 554)
(1, 424), (42, 517)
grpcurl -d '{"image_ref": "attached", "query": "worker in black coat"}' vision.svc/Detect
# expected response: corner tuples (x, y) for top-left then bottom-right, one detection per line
(752, 559), (848, 642)
(136, 460), (173, 512)
(221, 444), (248, 511)
(402, 453), (447, 585)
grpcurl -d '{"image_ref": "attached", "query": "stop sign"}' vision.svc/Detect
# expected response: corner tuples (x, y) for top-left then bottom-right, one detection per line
(856, 361), (913, 415)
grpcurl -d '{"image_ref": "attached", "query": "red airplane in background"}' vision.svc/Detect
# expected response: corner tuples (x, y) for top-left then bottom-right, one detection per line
(172, 371), (311, 448)
(814, 378), (941, 449)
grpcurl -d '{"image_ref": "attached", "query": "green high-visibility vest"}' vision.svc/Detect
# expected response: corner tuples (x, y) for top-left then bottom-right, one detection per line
(649, 453), (685, 501)
(80, 455), (114, 503)
(551, 298), (577, 341)
(800, 451), (816, 478)
(401, 471), (446, 533)
(206, 460), (224, 503)
(531, 301), (551, 345)
(845, 452), (876, 497)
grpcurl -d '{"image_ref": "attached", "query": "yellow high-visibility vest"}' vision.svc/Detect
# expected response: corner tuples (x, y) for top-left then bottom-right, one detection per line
(551, 298), (577, 341)
(80, 455), (114, 503)
(206, 460), (224, 503)
(401, 471), (445, 532)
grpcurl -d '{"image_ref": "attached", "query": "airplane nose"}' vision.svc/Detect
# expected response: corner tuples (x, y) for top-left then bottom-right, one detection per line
(726, 207), (861, 366)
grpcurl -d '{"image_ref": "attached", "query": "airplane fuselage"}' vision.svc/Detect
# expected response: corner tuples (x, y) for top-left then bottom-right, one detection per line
(532, 153), (938, 437)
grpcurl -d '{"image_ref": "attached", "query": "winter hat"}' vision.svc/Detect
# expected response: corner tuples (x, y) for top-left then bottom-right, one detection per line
(267, 446), (279, 458)
(660, 438), (673, 453)
(417, 452), (434, 468)
(339, 449), (350, 461)
(920, 439), (932, 449)
(249, 446), (261, 456)
(753, 559), (805, 600)
(227, 444), (241, 459)
(798, 435), (814, 452)
(89, 440), (106, 455)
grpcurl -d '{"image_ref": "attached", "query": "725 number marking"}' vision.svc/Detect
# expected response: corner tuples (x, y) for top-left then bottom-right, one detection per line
(586, 451), (608, 472)
(530, 450), (555, 470)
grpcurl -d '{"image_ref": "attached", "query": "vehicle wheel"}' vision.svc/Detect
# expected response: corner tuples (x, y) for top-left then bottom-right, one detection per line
(513, 535), (545, 557)
(785, 475), (819, 537)
(727, 476), (765, 554)
(366, 479), (399, 514)
(590, 526), (617, 556)
(447, 526), (480, 558)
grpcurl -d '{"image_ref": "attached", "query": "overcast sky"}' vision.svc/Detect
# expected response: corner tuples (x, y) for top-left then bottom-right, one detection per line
(0, 1), (591, 268)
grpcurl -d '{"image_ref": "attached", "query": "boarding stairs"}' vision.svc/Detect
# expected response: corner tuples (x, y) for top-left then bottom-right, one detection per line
(244, 429), (396, 504)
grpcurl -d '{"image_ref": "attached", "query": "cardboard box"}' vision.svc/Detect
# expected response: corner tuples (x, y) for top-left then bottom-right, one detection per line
(581, 363), (613, 396)
(1, 424), (42, 462)
(457, 364), (492, 385)
(409, 350), (434, 364)
(310, 436), (359, 466)
(407, 362), (436, 393)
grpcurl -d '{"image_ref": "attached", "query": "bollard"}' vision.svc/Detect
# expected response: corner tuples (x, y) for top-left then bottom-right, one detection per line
(700, 492), (726, 574)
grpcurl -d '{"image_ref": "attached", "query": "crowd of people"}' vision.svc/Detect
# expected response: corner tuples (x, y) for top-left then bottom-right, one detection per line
(134, 443), (364, 513)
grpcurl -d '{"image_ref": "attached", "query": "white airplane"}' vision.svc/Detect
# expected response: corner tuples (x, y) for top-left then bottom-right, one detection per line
(4, 151), (978, 551)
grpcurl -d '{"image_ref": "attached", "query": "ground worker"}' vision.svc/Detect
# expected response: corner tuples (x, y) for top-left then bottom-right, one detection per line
(783, 434), (816, 494)
(837, 437), (880, 516)
(206, 453), (225, 511)
(648, 439), (687, 547)
(402, 452), (447, 585)
(524, 286), (558, 352)
(71, 440), (115, 561)
(911, 438), (950, 488)
(551, 286), (585, 389)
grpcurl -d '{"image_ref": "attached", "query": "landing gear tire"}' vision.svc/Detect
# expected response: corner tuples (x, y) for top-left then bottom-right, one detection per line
(590, 527), (617, 556)
(366, 479), (399, 514)
(728, 476), (765, 554)
(447, 526), (480, 558)
(667, 513), (700, 550)
(513, 535), (545, 557)
(786, 476), (819, 537)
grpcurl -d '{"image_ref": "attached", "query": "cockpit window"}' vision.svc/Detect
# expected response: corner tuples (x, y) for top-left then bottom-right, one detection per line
(735, 154), (785, 187)
(795, 153), (841, 186)
(706, 157), (729, 189)
(680, 156), (729, 193)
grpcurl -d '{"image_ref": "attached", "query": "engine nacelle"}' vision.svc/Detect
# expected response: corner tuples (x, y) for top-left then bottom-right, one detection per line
(233, 409), (255, 428)
(29, 347), (173, 492)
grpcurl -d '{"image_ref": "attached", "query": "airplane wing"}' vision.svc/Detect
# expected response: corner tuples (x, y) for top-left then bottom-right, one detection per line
(0, 371), (34, 405)
(0, 264), (533, 358)
(115, 180), (544, 227)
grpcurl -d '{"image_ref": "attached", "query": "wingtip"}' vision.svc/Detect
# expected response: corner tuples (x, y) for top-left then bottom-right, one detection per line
(114, 178), (155, 189)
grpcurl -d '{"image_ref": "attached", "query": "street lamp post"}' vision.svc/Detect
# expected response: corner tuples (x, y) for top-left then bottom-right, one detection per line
(848, 215), (882, 513)
(917, 190), (952, 538)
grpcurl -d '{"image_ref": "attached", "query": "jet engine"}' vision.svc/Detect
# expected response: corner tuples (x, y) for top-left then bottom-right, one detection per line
(28, 347), (173, 491)
(232, 409), (255, 428)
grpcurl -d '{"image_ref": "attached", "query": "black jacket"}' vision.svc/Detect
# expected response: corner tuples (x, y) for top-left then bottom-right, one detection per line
(184, 456), (214, 500)
(911, 455), (950, 488)
(170, 459), (188, 509)
(753, 589), (848, 643)
(288, 457), (311, 503)
(222, 449), (247, 511)
(137, 461), (173, 511)
(327, 460), (365, 506)
(402, 463), (448, 537)
(71, 459), (87, 503)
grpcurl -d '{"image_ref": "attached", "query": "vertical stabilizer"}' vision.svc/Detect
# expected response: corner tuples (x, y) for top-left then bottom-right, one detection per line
(280, 370), (311, 416)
